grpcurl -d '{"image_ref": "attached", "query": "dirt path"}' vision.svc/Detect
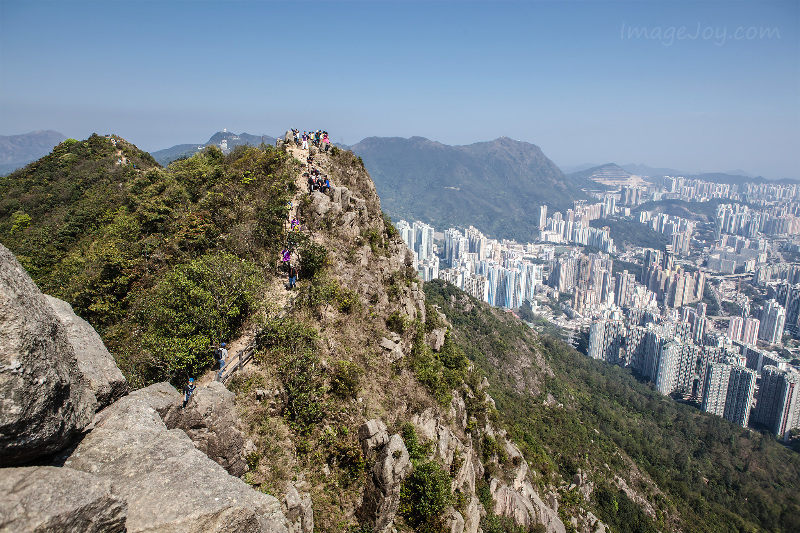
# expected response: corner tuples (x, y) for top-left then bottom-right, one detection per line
(196, 141), (331, 387)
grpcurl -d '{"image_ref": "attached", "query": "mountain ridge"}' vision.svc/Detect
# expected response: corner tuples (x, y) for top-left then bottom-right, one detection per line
(351, 135), (587, 241)
(0, 130), (67, 175)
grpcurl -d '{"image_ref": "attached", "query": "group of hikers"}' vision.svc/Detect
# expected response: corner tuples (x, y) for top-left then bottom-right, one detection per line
(307, 167), (330, 194)
(183, 130), (334, 401)
(286, 128), (331, 152)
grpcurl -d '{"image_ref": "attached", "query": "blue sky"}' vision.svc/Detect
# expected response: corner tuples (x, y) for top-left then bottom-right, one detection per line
(1, 0), (798, 178)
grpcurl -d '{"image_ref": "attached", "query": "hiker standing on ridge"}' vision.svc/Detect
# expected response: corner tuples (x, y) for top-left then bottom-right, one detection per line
(182, 378), (196, 408)
(288, 264), (298, 290)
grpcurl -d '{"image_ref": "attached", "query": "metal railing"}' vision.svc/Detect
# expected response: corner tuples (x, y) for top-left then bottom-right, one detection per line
(217, 295), (298, 384)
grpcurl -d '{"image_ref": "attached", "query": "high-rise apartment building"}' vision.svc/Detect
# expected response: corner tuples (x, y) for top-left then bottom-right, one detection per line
(742, 317), (760, 345)
(752, 366), (800, 437)
(759, 299), (786, 345)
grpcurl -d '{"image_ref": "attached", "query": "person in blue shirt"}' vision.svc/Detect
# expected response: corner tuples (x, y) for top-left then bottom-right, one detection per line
(182, 378), (196, 408)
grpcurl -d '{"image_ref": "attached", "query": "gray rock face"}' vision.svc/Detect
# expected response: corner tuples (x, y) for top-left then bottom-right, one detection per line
(125, 381), (183, 417)
(0, 243), (96, 466)
(283, 484), (314, 533)
(427, 327), (447, 352)
(0, 465), (127, 533)
(358, 433), (412, 531)
(358, 418), (389, 459)
(444, 507), (465, 533)
(162, 381), (251, 477)
(45, 295), (128, 410)
(490, 476), (566, 533)
(65, 390), (290, 533)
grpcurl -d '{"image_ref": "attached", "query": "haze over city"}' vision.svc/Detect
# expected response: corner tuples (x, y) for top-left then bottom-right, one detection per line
(1, 0), (798, 178)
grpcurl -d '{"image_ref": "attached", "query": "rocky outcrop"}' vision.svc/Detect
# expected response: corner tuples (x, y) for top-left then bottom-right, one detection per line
(125, 380), (183, 416)
(490, 474), (566, 533)
(359, 418), (390, 460)
(444, 507), (465, 533)
(283, 484), (314, 533)
(378, 336), (404, 363)
(65, 384), (290, 533)
(0, 243), (96, 466)
(427, 327), (447, 352)
(45, 295), (128, 410)
(0, 465), (127, 533)
(358, 432), (412, 531)
(162, 381), (252, 477)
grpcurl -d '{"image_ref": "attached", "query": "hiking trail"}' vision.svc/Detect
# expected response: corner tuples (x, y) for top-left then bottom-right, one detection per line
(197, 141), (330, 387)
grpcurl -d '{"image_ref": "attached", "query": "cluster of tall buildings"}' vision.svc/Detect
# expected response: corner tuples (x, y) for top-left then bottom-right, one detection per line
(638, 211), (694, 256)
(589, 308), (799, 436)
(716, 203), (800, 239)
(641, 248), (705, 308)
(537, 203), (615, 253)
(398, 221), (547, 308)
(396, 220), (439, 281)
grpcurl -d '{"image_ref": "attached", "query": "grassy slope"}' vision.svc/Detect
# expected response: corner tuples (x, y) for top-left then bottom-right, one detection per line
(425, 279), (800, 533)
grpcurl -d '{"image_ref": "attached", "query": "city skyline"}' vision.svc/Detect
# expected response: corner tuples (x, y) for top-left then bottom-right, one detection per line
(1, 1), (798, 179)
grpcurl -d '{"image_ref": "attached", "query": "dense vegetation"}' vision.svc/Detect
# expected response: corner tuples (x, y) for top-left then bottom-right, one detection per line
(589, 218), (669, 250)
(425, 279), (800, 533)
(0, 135), (298, 386)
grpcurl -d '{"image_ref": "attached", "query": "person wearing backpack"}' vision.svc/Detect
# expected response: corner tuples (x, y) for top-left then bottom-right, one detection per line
(215, 342), (228, 380)
(288, 264), (298, 290)
(182, 378), (196, 408)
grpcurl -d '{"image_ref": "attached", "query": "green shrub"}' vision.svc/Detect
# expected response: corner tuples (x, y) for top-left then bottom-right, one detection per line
(476, 477), (494, 510)
(383, 212), (399, 240)
(330, 360), (363, 398)
(257, 318), (318, 359)
(401, 422), (432, 463)
(399, 460), (452, 528)
(277, 349), (325, 433)
(137, 252), (264, 383)
(299, 240), (327, 279)
(386, 311), (408, 334)
(320, 426), (365, 482)
(335, 286), (361, 314)
(363, 228), (384, 255)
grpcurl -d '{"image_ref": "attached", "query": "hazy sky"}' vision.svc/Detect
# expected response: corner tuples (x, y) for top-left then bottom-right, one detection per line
(1, 0), (798, 178)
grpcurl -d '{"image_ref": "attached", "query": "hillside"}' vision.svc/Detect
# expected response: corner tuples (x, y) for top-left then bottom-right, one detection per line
(151, 131), (278, 166)
(588, 218), (669, 250)
(350, 136), (587, 242)
(0, 130), (67, 175)
(426, 280), (800, 533)
(566, 163), (630, 191)
(2, 135), (800, 532)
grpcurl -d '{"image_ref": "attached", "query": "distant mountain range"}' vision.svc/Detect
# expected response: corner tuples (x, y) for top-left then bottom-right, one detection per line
(150, 131), (277, 166)
(0, 130), (67, 175)
(350, 136), (587, 242)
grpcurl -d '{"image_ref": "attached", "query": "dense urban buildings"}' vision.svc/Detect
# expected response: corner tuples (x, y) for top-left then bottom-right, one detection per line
(398, 174), (800, 438)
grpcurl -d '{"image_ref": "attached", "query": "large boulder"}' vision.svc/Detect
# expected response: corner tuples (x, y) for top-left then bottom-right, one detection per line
(358, 434), (412, 531)
(358, 418), (389, 460)
(125, 381), (183, 417)
(162, 381), (252, 477)
(490, 477), (566, 533)
(0, 465), (127, 533)
(0, 243), (96, 466)
(45, 295), (128, 410)
(283, 484), (314, 533)
(65, 392), (290, 533)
